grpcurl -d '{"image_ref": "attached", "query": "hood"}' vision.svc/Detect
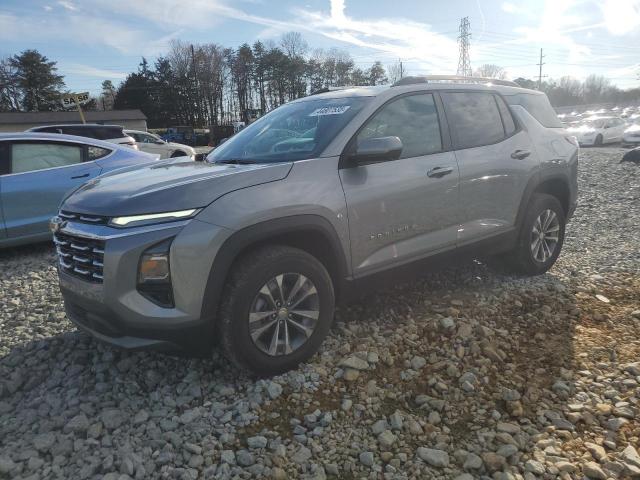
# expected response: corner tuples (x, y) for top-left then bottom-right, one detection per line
(62, 158), (293, 216)
(168, 142), (195, 152)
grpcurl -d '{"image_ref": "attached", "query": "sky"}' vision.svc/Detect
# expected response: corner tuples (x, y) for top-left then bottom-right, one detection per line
(1, 0), (640, 97)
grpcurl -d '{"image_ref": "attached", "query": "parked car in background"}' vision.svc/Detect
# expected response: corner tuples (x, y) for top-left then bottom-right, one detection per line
(566, 116), (626, 146)
(0, 133), (158, 248)
(623, 123), (640, 146)
(125, 130), (195, 159)
(28, 124), (137, 149)
(53, 76), (577, 375)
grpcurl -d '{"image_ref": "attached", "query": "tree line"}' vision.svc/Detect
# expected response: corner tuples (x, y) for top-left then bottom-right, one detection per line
(2, 36), (640, 128)
(111, 33), (389, 128)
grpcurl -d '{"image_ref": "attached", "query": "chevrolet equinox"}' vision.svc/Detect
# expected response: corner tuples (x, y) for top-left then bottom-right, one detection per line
(52, 76), (578, 375)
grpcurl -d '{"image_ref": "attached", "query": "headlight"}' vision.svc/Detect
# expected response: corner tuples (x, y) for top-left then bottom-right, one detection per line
(138, 238), (174, 307)
(109, 209), (199, 228)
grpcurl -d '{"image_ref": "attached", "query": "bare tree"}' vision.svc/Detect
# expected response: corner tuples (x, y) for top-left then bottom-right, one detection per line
(473, 64), (507, 80)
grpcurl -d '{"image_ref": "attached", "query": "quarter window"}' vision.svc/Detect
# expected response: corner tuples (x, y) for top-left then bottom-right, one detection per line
(11, 142), (83, 174)
(442, 92), (505, 150)
(88, 146), (112, 160)
(357, 93), (442, 159)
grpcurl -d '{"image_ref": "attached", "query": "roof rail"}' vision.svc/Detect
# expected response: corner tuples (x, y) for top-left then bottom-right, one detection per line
(309, 85), (356, 96)
(392, 75), (520, 88)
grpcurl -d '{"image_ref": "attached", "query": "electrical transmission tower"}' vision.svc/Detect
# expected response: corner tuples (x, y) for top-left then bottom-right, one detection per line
(457, 17), (472, 77)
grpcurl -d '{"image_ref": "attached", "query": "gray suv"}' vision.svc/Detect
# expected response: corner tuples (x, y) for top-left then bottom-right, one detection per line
(52, 76), (578, 375)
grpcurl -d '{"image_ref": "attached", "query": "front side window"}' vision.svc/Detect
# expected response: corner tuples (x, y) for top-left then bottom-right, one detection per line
(208, 96), (371, 163)
(442, 92), (505, 150)
(356, 93), (442, 159)
(11, 142), (82, 173)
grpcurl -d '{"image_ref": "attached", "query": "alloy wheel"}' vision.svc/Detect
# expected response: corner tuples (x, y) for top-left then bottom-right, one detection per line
(530, 209), (560, 263)
(248, 273), (320, 356)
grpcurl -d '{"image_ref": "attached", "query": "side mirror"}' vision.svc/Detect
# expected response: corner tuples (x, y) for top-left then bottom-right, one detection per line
(348, 136), (403, 165)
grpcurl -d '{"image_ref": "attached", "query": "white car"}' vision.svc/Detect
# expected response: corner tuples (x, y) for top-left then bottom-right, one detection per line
(125, 130), (196, 159)
(623, 123), (640, 146)
(566, 116), (626, 146)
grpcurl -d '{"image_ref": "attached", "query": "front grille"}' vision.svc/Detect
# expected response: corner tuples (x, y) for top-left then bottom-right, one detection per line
(54, 233), (105, 283)
(59, 210), (109, 225)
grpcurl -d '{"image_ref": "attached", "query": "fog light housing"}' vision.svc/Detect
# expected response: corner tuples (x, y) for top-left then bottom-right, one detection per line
(137, 238), (174, 308)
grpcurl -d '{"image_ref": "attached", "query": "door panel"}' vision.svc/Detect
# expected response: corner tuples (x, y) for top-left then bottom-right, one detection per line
(1, 142), (103, 238)
(341, 152), (460, 274)
(441, 91), (540, 244)
(454, 131), (538, 243)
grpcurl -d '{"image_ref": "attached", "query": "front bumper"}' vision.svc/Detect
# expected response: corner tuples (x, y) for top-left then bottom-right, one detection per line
(56, 218), (231, 355)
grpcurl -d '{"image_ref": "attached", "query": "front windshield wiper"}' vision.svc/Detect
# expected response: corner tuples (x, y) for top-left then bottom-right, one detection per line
(215, 158), (260, 165)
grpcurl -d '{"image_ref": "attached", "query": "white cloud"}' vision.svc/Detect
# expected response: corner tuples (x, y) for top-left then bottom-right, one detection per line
(57, 1), (77, 11)
(43, 5), (53, 11)
(62, 63), (128, 79)
(601, 0), (640, 35)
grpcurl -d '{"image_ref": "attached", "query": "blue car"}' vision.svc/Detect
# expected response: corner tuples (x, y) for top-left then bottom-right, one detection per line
(0, 133), (159, 248)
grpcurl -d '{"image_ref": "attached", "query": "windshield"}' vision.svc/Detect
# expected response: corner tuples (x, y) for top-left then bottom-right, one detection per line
(208, 96), (371, 163)
(582, 119), (606, 128)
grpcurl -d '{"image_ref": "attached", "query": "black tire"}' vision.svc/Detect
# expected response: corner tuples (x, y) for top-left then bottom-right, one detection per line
(503, 193), (566, 275)
(594, 134), (603, 147)
(218, 245), (335, 376)
(171, 150), (186, 157)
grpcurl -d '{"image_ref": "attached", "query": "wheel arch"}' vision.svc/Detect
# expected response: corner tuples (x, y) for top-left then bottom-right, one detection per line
(516, 173), (571, 230)
(200, 215), (349, 324)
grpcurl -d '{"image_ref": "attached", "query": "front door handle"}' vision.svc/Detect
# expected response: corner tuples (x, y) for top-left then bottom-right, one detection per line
(71, 173), (90, 179)
(511, 149), (531, 160)
(427, 166), (454, 178)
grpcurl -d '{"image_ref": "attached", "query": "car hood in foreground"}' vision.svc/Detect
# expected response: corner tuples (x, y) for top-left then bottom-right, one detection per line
(62, 158), (293, 216)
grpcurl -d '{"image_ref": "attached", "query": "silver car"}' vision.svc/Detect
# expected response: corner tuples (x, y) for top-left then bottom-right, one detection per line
(52, 76), (578, 375)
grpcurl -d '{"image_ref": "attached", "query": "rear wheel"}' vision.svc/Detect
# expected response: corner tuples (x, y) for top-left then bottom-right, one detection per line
(594, 134), (603, 146)
(218, 245), (335, 375)
(501, 193), (566, 275)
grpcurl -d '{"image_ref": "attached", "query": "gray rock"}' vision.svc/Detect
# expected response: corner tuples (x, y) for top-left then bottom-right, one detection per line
(266, 381), (283, 400)
(583, 461), (607, 479)
(101, 409), (126, 430)
(410, 356), (427, 370)
(389, 411), (403, 430)
(0, 455), (16, 474)
(371, 419), (388, 435)
(359, 451), (374, 467)
(33, 432), (56, 452)
(64, 413), (90, 433)
(247, 435), (268, 449)
(463, 453), (483, 470)
(416, 447), (449, 467)
(339, 355), (369, 371)
(525, 459), (545, 475)
(220, 450), (236, 464)
(293, 446), (312, 464)
(236, 450), (254, 467)
(378, 430), (397, 449)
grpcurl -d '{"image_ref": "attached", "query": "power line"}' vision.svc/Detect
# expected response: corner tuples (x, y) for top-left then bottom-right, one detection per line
(457, 17), (472, 77)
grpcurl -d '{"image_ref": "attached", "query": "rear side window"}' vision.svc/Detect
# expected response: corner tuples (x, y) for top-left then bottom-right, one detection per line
(87, 146), (112, 160)
(357, 93), (442, 159)
(505, 93), (562, 128)
(442, 92), (505, 149)
(93, 126), (124, 140)
(495, 95), (516, 136)
(10, 142), (83, 173)
(61, 126), (96, 139)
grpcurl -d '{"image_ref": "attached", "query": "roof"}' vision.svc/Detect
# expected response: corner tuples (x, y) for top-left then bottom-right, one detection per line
(0, 131), (128, 149)
(296, 79), (540, 104)
(0, 109), (147, 125)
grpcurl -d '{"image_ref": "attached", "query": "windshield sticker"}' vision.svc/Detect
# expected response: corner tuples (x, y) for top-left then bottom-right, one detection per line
(309, 105), (351, 116)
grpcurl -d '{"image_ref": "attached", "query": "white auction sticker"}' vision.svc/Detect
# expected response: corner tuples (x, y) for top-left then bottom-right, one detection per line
(309, 105), (351, 116)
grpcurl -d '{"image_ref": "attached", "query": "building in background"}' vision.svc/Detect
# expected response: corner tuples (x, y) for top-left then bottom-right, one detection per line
(0, 109), (147, 132)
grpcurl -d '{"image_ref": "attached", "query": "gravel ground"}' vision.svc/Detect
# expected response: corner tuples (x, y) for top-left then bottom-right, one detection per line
(1, 147), (639, 480)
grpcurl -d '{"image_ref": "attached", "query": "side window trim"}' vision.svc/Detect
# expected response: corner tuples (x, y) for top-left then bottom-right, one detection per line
(339, 91), (451, 169)
(495, 93), (521, 139)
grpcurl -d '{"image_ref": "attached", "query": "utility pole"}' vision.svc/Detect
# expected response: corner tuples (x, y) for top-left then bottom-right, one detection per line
(457, 17), (472, 77)
(537, 48), (546, 90)
(399, 59), (404, 79)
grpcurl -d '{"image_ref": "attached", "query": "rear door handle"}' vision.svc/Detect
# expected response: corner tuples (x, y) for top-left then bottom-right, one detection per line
(511, 149), (531, 160)
(71, 173), (90, 179)
(427, 166), (454, 178)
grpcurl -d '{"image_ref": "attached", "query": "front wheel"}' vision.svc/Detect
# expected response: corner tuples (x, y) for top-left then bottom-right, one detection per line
(503, 193), (566, 275)
(218, 245), (335, 376)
